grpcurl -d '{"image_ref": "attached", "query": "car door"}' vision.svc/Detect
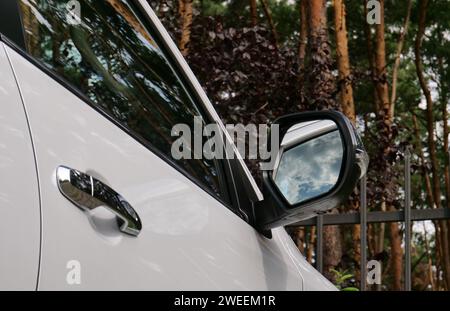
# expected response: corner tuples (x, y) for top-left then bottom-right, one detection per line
(0, 42), (40, 290)
(6, 0), (305, 290)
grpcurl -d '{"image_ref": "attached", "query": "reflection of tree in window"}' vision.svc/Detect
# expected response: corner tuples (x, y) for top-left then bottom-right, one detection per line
(18, 0), (221, 197)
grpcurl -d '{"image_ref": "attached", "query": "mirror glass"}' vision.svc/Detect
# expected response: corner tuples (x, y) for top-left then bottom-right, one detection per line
(273, 120), (344, 205)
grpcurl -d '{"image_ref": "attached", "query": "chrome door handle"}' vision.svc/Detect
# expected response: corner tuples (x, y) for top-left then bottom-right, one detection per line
(56, 166), (142, 236)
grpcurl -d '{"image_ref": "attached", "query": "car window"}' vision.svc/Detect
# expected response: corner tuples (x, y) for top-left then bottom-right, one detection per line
(17, 0), (226, 200)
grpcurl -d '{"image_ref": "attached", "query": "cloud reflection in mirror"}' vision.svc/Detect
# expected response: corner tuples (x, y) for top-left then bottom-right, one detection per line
(274, 130), (344, 205)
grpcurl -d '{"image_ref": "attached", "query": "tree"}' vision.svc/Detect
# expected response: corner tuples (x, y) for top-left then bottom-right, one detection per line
(390, 0), (412, 111)
(333, 0), (355, 123)
(179, 0), (193, 56)
(370, 0), (403, 290)
(374, 0), (389, 116)
(306, 0), (342, 282)
(298, 0), (307, 71)
(149, 0), (450, 290)
(260, 0), (279, 48)
(415, 0), (450, 288)
(249, 0), (257, 26)
(306, 0), (336, 110)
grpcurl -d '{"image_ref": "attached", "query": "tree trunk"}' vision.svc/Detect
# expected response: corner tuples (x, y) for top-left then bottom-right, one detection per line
(179, 0), (193, 56)
(363, 0), (379, 109)
(412, 113), (446, 289)
(259, 0), (279, 48)
(333, 0), (355, 123)
(423, 222), (436, 290)
(374, 0), (389, 116)
(323, 227), (343, 281)
(323, 211), (342, 282)
(361, 26), (382, 284)
(305, 0), (341, 281)
(298, 0), (308, 70)
(373, 0), (404, 290)
(307, 0), (337, 110)
(352, 216), (361, 285)
(415, 0), (450, 289)
(438, 54), (450, 211)
(389, 217), (403, 290)
(178, 0), (185, 17)
(438, 46), (450, 291)
(293, 227), (305, 253)
(438, 51), (450, 289)
(412, 114), (435, 211)
(297, 0), (308, 105)
(250, 0), (258, 27)
(390, 0), (412, 112)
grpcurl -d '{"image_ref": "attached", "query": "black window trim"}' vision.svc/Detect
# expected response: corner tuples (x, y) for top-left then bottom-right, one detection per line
(0, 0), (26, 50)
(0, 1), (244, 214)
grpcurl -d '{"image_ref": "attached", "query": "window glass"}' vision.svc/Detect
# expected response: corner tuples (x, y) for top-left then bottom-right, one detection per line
(18, 0), (224, 198)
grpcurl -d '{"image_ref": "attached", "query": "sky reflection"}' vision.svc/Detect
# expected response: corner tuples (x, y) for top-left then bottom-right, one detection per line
(274, 130), (344, 205)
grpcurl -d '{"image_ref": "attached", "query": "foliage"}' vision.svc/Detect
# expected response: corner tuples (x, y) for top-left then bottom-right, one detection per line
(188, 18), (302, 124)
(149, 0), (450, 290)
(330, 269), (359, 291)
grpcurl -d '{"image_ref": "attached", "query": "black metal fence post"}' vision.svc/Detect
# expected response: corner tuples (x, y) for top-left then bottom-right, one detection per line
(360, 175), (367, 291)
(405, 148), (411, 291)
(317, 215), (323, 274)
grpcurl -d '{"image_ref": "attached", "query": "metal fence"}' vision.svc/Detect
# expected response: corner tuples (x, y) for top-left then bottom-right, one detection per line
(289, 149), (450, 291)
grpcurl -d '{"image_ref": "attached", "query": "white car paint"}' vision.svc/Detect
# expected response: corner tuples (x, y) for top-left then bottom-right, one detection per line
(4, 43), (335, 290)
(0, 3), (337, 290)
(0, 44), (40, 290)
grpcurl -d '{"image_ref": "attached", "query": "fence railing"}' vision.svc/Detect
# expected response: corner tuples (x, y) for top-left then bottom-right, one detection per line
(288, 149), (450, 290)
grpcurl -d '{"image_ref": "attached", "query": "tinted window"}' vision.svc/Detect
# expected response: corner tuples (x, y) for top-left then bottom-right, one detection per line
(18, 0), (224, 199)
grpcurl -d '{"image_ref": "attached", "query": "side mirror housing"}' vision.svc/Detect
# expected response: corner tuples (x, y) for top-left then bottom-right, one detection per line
(255, 110), (368, 231)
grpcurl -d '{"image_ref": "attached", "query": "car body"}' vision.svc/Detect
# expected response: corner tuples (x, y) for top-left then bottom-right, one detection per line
(0, 0), (365, 291)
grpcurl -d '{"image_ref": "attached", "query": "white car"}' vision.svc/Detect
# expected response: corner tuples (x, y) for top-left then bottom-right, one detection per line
(0, 0), (367, 290)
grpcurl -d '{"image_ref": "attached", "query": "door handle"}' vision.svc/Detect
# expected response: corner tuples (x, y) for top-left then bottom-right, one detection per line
(56, 166), (142, 236)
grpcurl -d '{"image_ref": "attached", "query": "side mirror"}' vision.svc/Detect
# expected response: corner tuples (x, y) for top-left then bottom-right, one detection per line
(255, 111), (368, 231)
